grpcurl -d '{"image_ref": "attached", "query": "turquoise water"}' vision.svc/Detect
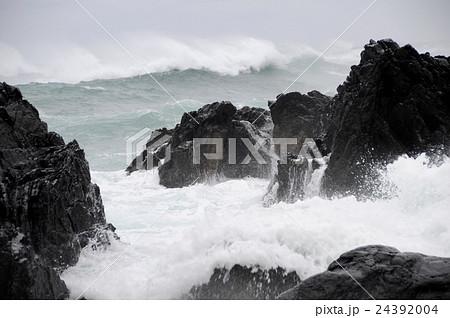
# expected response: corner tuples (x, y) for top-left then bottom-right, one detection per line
(18, 58), (348, 171)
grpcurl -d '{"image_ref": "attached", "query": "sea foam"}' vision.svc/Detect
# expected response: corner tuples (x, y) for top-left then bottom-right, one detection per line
(61, 154), (450, 299)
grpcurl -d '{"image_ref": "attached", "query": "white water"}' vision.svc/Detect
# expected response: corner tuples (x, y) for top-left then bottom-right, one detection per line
(1, 36), (355, 85)
(61, 154), (450, 299)
(304, 158), (328, 199)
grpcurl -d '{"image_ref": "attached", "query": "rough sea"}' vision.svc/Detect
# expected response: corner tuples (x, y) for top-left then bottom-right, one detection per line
(16, 57), (450, 299)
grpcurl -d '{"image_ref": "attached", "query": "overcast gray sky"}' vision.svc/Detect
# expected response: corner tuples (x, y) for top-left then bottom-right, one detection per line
(1, 0), (449, 83)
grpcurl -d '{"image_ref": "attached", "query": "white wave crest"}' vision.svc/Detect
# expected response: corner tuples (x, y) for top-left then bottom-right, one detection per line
(1, 36), (322, 84)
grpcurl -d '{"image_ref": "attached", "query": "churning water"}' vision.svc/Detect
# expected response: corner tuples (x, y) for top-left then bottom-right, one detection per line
(15, 58), (450, 299)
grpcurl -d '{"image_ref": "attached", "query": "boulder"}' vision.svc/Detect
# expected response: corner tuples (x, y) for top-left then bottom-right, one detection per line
(186, 264), (301, 300)
(278, 245), (450, 300)
(127, 102), (275, 188)
(0, 82), (114, 299)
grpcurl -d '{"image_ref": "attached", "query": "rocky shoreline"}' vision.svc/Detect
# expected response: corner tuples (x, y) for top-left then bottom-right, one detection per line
(1, 39), (449, 299)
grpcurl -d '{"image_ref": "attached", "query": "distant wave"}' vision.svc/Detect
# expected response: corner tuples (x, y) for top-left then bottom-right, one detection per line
(0, 36), (360, 85)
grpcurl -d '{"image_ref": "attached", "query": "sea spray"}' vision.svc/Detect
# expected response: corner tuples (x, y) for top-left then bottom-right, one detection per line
(61, 154), (450, 299)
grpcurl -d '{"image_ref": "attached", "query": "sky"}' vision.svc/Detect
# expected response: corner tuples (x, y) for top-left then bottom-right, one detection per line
(1, 0), (449, 84)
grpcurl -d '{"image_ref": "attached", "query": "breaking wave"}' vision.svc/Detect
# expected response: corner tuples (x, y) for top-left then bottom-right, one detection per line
(61, 154), (450, 299)
(1, 36), (356, 84)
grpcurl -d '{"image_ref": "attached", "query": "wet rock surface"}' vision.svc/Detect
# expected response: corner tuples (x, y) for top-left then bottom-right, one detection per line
(186, 264), (301, 300)
(278, 245), (450, 300)
(0, 82), (114, 299)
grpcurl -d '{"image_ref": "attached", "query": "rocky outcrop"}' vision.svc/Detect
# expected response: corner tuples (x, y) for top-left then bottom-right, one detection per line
(186, 265), (301, 300)
(278, 245), (450, 300)
(266, 39), (450, 203)
(0, 83), (114, 299)
(323, 39), (450, 197)
(127, 102), (274, 188)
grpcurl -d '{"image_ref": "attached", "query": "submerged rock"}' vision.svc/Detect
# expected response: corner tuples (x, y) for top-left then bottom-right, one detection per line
(0, 83), (114, 299)
(278, 245), (450, 300)
(127, 102), (275, 188)
(186, 265), (301, 300)
(323, 39), (450, 198)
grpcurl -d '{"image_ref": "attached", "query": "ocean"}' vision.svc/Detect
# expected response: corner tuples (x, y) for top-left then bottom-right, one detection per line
(16, 58), (450, 299)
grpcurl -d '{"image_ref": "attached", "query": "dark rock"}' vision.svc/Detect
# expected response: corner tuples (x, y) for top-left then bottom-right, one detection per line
(267, 40), (450, 203)
(270, 91), (333, 155)
(0, 82), (114, 299)
(128, 102), (274, 188)
(186, 264), (301, 300)
(323, 39), (450, 198)
(0, 228), (68, 299)
(278, 245), (450, 300)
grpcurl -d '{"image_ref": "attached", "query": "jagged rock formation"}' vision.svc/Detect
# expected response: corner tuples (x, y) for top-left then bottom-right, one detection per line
(186, 265), (301, 300)
(127, 102), (274, 188)
(265, 39), (450, 203)
(278, 245), (450, 300)
(0, 83), (114, 299)
(323, 39), (450, 197)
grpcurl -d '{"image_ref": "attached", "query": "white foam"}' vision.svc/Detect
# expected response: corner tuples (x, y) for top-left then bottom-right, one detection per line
(61, 154), (450, 299)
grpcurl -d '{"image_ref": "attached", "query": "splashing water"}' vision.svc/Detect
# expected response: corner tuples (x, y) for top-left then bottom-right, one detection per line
(61, 154), (450, 299)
